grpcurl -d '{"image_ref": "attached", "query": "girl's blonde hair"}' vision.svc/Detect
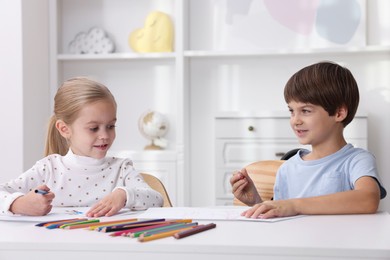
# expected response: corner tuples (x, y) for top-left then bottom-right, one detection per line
(44, 77), (117, 156)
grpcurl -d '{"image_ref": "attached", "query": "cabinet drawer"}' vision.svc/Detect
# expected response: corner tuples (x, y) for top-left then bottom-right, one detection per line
(215, 116), (368, 139)
(215, 118), (293, 139)
(216, 139), (306, 167)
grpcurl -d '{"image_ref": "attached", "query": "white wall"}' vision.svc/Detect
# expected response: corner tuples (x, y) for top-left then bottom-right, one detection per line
(0, 0), (49, 182)
(0, 0), (24, 180)
(21, 0), (50, 169)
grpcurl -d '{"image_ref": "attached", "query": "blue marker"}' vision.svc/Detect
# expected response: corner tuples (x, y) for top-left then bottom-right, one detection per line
(35, 189), (48, 195)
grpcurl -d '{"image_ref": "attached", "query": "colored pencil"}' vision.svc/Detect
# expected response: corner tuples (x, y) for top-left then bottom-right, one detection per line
(35, 218), (87, 227)
(140, 222), (198, 238)
(84, 218), (138, 230)
(110, 222), (174, 237)
(138, 226), (195, 242)
(174, 223), (217, 239)
(98, 221), (166, 232)
(111, 219), (193, 237)
(44, 219), (90, 229)
(97, 218), (165, 231)
(59, 219), (100, 229)
(99, 218), (166, 232)
(128, 220), (193, 238)
(130, 222), (194, 238)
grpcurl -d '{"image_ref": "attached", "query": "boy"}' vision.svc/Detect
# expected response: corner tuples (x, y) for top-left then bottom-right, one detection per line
(230, 61), (387, 219)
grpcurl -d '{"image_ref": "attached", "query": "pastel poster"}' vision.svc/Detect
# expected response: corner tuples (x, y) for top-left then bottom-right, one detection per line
(216, 0), (365, 50)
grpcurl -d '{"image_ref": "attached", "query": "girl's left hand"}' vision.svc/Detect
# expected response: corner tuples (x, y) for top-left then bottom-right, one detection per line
(86, 189), (126, 217)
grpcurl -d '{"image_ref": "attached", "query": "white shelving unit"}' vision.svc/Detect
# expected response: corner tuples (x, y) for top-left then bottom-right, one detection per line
(49, 0), (390, 207)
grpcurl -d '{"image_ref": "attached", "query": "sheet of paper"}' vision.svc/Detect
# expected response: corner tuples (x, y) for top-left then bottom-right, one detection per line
(137, 206), (304, 222)
(0, 207), (139, 222)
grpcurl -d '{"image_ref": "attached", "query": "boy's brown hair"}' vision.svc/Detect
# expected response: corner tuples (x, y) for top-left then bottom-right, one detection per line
(284, 61), (359, 127)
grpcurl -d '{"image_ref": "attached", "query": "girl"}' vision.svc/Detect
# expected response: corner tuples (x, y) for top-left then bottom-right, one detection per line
(0, 77), (163, 217)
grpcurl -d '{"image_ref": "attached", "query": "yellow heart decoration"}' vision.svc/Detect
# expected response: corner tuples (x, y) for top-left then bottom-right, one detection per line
(129, 11), (174, 53)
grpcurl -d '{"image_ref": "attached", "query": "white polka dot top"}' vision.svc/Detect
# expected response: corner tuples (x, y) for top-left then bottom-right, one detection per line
(0, 149), (163, 215)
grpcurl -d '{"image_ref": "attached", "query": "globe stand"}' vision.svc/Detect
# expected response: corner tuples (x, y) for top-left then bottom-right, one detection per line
(144, 140), (163, 150)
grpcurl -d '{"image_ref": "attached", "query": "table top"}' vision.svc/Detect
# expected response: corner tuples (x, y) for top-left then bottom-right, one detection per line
(1, 210), (389, 260)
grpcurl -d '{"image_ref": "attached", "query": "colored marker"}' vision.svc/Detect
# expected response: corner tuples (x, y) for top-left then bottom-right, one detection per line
(34, 189), (48, 195)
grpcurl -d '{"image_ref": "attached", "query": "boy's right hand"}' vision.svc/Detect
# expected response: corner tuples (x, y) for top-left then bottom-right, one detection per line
(9, 185), (54, 216)
(230, 168), (261, 206)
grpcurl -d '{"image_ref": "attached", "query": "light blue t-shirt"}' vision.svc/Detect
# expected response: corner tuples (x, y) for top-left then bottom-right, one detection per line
(274, 144), (387, 200)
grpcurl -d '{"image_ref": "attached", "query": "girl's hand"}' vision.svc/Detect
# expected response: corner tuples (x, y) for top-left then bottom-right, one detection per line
(86, 189), (127, 217)
(230, 168), (261, 206)
(10, 185), (54, 216)
(241, 199), (299, 219)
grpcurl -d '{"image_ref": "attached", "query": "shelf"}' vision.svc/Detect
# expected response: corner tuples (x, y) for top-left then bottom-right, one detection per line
(57, 46), (390, 61)
(184, 45), (390, 58)
(57, 52), (176, 61)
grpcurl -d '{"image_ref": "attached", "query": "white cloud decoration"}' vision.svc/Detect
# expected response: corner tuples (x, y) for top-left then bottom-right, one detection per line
(68, 27), (115, 54)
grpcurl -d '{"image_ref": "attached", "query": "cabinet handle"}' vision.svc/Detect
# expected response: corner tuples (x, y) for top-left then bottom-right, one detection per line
(275, 152), (286, 157)
(248, 126), (254, 131)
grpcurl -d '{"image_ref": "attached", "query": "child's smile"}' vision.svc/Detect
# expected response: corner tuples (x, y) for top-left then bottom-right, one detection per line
(67, 101), (117, 159)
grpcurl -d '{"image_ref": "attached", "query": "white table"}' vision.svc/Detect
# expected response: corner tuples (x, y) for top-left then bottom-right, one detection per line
(1, 211), (389, 260)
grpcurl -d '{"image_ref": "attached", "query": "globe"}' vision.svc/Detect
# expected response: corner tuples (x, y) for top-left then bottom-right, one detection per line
(138, 110), (169, 150)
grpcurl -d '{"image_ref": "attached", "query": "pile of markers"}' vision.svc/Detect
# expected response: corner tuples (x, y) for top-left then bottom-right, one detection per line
(35, 217), (216, 242)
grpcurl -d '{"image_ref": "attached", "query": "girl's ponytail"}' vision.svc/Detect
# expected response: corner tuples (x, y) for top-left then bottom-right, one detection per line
(44, 115), (68, 156)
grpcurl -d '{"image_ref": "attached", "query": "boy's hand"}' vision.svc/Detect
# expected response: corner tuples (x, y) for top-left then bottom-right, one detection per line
(10, 185), (54, 216)
(241, 199), (299, 219)
(87, 189), (126, 217)
(230, 168), (261, 206)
